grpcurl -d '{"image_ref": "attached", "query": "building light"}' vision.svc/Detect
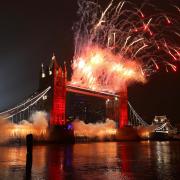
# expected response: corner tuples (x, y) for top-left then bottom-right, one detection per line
(115, 97), (118, 101)
(42, 73), (46, 78)
(106, 99), (110, 104)
(41, 63), (46, 78)
(43, 95), (47, 100)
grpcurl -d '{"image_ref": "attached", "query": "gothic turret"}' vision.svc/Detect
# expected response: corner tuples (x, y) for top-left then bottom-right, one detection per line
(38, 53), (68, 125)
(41, 63), (46, 78)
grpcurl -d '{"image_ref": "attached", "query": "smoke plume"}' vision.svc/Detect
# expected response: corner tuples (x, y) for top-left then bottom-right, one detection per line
(72, 119), (117, 140)
(0, 117), (14, 143)
(0, 111), (49, 144)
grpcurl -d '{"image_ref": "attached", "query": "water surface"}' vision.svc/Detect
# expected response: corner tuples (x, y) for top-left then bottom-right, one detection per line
(0, 141), (179, 180)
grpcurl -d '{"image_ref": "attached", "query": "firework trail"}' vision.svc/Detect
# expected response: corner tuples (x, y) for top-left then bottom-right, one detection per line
(70, 0), (180, 93)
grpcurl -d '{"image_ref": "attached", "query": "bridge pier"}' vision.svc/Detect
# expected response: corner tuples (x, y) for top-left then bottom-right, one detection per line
(119, 84), (128, 129)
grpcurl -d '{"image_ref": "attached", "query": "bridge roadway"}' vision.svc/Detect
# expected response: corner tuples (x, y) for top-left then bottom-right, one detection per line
(66, 84), (119, 99)
(0, 84), (150, 128)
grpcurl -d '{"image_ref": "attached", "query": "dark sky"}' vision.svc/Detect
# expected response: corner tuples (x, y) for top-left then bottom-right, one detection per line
(0, 0), (179, 124)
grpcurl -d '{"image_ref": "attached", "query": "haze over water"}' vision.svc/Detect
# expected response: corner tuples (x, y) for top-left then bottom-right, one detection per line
(0, 141), (179, 180)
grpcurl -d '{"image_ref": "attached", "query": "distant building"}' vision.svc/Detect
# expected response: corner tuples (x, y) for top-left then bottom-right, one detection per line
(152, 115), (177, 134)
(152, 115), (170, 125)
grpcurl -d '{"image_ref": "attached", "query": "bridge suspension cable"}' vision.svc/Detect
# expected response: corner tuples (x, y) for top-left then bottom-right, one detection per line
(128, 102), (149, 126)
(0, 86), (51, 120)
(0, 84), (150, 128)
(0, 87), (51, 116)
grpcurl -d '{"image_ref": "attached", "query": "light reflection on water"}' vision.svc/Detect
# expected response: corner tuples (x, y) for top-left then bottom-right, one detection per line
(0, 141), (179, 180)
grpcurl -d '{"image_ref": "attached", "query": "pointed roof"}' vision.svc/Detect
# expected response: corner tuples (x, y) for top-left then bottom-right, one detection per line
(63, 61), (67, 78)
(41, 63), (46, 78)
(49, 52), (58, 69)
(41, 63), (45, 73)
(52, 52), (56, 61)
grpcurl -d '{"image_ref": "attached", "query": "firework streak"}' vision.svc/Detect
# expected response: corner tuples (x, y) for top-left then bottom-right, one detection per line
(70, 0), (179, 93)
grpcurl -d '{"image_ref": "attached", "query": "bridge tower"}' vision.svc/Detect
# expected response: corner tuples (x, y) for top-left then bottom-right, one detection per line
(119, 83), (128, 128)
(50, 54), (67, 126)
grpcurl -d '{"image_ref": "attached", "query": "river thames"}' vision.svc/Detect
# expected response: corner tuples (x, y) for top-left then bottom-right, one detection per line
(0, 141), (179, 180)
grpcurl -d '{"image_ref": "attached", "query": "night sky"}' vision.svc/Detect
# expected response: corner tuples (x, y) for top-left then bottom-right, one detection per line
(0, 0), (179, 124)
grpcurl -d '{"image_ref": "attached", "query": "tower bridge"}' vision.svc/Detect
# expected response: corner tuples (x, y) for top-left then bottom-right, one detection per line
(0, 54), (148, 129)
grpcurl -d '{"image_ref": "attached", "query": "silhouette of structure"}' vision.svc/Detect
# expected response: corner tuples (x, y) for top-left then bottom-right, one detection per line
(1, 54), (149, 130)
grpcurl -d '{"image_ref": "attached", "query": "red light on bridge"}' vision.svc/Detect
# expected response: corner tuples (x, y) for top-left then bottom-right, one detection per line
(119, 84), (128, 128)
(50, 56), (66, 126)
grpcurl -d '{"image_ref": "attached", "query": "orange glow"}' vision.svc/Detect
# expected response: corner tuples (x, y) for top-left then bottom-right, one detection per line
(10, 126), (47, 139)
(71, 45), (145, 93)
(0, 112), (49, 143)
(73, 119), (117, 140)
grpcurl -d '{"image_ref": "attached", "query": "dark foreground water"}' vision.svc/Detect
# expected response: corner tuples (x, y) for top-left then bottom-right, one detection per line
(0, 141), (179, 180)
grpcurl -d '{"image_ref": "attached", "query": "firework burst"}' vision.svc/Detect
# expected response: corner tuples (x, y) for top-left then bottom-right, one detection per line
(70, 0), (180, 93)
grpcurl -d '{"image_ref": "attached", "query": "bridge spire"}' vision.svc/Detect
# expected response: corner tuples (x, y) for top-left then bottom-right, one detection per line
(49, 52), (58, 69)
(64, 61), (67, 80)
(41, 63), (46, 78)
(52, 52), (56, 61)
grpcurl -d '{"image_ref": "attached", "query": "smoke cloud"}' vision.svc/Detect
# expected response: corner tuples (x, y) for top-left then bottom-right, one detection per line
(0, 111), (49, 144)
(0, 112), (118, 143)
(0, 117), (14, 143)
(137, 125), (160, 139)
(29, 111), (48, 129)
(72, 119), (117, 140)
